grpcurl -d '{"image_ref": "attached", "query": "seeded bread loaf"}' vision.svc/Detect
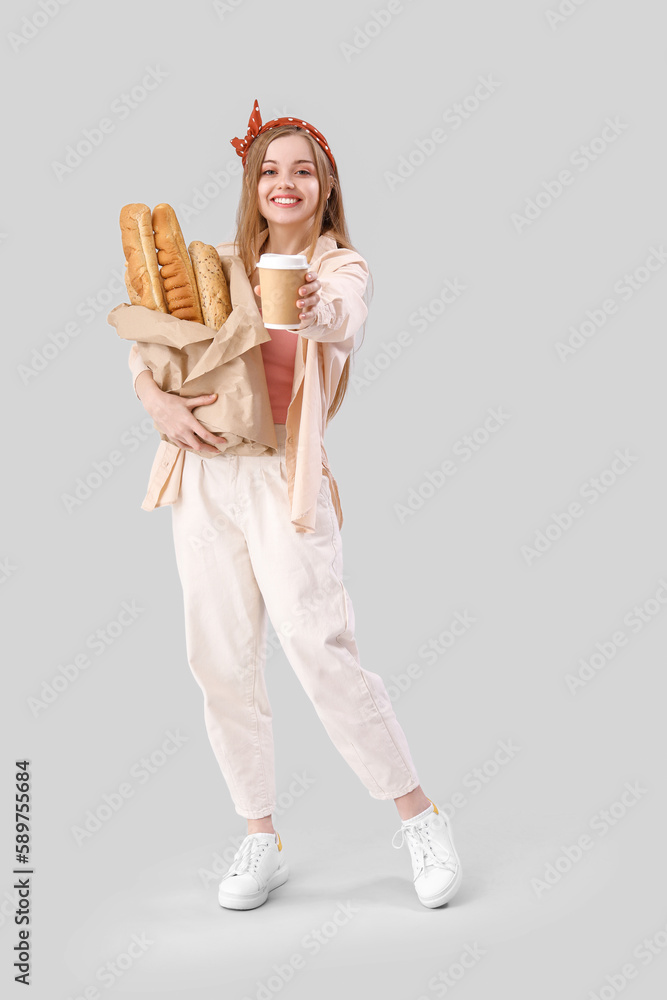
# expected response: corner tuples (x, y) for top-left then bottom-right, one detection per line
(188, 241), (233, 331)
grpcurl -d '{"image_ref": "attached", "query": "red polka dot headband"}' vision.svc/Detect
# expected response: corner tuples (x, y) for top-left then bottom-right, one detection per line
(230, 98), (337, 173)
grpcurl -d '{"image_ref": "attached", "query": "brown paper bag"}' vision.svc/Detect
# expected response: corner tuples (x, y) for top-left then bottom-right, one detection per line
(108, 254), (278, 455)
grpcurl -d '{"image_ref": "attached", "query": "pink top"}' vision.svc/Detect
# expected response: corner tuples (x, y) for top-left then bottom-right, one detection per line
(258, 311), (298, 424)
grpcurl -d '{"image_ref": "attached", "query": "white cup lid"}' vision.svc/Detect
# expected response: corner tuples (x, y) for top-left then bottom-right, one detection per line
(256, 253), (309, 269)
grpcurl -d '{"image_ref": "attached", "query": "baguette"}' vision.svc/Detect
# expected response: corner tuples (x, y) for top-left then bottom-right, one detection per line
(188, 241), (233, 330)
(119, 203), (168, 312)
(124, 265), (142, 305)
(152, 203), (203, 323)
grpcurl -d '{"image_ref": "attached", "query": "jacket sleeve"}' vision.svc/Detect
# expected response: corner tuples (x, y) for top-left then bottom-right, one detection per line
(298, 254), (369, 345)
(128, 341), (152, 399)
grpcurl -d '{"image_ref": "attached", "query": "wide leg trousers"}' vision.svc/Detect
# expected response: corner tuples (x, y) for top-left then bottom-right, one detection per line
(170, 423), (420, 819)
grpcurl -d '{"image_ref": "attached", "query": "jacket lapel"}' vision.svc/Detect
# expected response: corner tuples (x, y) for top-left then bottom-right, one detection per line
(291, 231), (337, 400)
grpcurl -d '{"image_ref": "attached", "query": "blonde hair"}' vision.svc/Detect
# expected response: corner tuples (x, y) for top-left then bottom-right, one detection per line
(232, 124), (373, 424)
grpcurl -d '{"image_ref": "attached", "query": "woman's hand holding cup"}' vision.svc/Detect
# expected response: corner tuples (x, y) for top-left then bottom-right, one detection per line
(254, 271), (321, 323)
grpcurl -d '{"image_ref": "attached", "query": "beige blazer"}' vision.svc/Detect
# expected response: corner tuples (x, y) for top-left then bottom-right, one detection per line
(113, 229), (370, 533)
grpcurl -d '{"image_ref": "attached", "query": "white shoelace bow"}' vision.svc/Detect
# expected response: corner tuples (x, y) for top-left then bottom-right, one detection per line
(391, 819), (457, 880)
(226, 835), (269, 878)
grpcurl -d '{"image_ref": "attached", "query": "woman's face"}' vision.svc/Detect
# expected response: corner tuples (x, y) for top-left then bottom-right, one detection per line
(257, 133), (327, 230)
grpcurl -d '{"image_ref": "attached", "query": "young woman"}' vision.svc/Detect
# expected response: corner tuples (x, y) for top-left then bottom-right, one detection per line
(126, 99), (462, 911)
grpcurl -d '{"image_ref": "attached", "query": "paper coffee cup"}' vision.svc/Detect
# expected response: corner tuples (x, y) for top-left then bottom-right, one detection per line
(256, 253), (309, 329)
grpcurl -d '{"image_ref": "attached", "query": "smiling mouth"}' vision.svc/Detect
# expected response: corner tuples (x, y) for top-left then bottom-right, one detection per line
(271, 197), (302, 205)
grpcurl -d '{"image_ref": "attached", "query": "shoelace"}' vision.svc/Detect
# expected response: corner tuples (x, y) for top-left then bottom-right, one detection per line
(226, 835), (270, 878)
(391, 819), (457, 880)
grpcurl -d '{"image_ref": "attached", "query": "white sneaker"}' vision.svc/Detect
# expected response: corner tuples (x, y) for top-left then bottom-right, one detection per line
(391, 800), (462, 908)
(218, 832), (289, 910)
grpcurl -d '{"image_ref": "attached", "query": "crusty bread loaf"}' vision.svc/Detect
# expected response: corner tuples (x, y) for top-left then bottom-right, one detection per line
(152, 203), (203, 323)
(189, 241), (233, 331)
(120, 203), (168, 312)
(124, 264), (142, 305)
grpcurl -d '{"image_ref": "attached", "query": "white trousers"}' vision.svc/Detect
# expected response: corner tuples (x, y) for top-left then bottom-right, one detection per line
(170, 423), (420, 818)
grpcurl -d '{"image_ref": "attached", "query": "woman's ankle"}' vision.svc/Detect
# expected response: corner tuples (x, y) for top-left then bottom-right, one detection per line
(247, 816), (275, 835)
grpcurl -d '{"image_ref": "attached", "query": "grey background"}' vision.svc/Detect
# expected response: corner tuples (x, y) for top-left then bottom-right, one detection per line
(3, 0), (667, 996)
